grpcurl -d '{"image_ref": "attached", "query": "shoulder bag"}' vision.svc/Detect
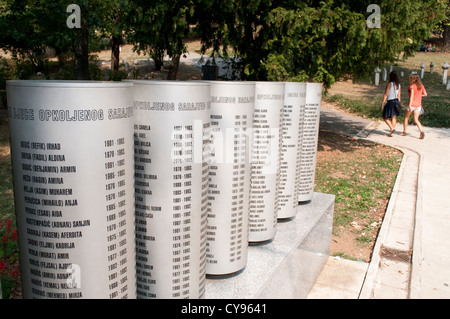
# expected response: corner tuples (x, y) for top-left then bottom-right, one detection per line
(392, 83), (402, 113)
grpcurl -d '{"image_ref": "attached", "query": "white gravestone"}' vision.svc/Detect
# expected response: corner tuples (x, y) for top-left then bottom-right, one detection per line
(443, 62), (449, 85)
(374, 67), (381, 86)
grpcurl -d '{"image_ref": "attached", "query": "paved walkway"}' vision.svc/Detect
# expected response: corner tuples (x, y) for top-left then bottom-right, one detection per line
(308, 106), (450, 299)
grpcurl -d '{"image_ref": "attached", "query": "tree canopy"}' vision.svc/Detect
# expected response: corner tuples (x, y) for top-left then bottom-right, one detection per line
(196, 0), (447, 87)
(0, 0), (447, 83)
(440, 0), (450, 50)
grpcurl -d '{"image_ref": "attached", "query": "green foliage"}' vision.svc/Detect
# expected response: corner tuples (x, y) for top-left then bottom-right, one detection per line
(128, 0), (194, 75)
(197, 0), (447, 85)
(0, 220), (20, 299)
(325, 94), (382, 119)
(196, 0), (274, 80)
(0, 0), (135, 79)
(314, 138), (402, 254)
(263, 0), (446, 87)
(0, 1), (78, 78)
(0, 0), (447, 83)
(440, 0), (450, 50)
(264, 3), (367, 87)
(363, 0), (447, 63)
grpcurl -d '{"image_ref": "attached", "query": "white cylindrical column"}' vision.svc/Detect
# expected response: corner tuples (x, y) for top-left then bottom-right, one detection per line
(248, 82), (284, 243)
(374, 67), (381, 86)
(443, 62), (449, 85)
(382, 68), (387, 82)
(420, 62), (425, 79)
(206, 81), (254, 275)
(132, 80), (210, 298)
(7, 80), (136, 299)
(278, 82), (306, 219)
(298, 83), (322, 203)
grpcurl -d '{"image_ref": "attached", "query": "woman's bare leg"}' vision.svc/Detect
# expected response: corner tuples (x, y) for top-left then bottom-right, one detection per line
(413, 110), (424, 138)
(383, 117), (394, 132)
(392, 116), (397, 130)
(402, 110), (411, 135)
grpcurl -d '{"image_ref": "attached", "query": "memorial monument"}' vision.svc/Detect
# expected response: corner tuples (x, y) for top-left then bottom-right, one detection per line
(132, 80), (210, 298)
(278, 82), (306, 219)
(7, 80), (137, 299)
(298, 83), (322, 203)
(7, 79), (330, 299)
(206, 81), (255, 275)
(248, 82), (285, 243)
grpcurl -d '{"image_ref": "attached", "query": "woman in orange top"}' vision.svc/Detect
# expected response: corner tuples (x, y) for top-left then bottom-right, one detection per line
(401, 72), (427, 139)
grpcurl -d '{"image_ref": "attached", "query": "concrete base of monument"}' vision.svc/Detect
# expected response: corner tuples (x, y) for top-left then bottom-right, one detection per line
(205, 192), (335, 299)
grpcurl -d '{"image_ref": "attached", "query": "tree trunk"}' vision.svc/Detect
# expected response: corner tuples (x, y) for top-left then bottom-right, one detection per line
(111, 35), (122, 71)
(152, 48), (164, 71)
(75, 22), (91, 80)
(167, 54), (181, 80)
(154, 57), (163, 71)
(443, 25), (450, 52)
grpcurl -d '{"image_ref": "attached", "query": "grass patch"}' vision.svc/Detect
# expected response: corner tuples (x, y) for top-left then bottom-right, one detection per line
(332, 252), (362, 262)
(0, 114), (20, 299)
(325, 89), (450, 129)
(315, 129), (403, 260)
(326, 51), (450, 129)
(325, 94), (381, 120)
(0, 160), (14, 221)
(0, 120), (14, 224)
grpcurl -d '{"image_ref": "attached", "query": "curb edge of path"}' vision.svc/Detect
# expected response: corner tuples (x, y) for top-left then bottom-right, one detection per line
(356, 120), (423, 299)
(357, 135), (409, 298)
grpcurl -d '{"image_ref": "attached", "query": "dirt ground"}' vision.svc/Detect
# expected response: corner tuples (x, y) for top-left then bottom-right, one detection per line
(94, 41), (204, 81)
(316, 126), (402, 262)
